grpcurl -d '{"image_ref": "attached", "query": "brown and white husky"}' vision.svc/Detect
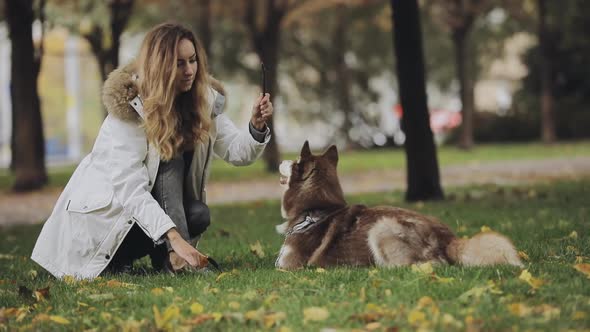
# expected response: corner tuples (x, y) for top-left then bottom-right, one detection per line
(275, 141), (523, 269)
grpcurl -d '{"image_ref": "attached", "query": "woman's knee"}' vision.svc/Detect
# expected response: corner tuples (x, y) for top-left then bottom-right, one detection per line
(185, 201), (210, 236)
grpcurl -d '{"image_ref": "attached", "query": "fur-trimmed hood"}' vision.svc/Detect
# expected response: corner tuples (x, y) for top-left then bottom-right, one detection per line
(101, 61), (226, 122)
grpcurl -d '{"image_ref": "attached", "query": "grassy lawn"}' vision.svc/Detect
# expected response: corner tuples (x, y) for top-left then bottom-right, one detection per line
(1, 140), (590, 190)
(1, 178), (589, 331)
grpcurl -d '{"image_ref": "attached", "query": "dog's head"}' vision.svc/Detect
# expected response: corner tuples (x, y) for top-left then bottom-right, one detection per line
(278, 141), (346, 224)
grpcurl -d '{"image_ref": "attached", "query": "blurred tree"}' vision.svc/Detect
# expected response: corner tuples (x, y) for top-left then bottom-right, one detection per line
(242, 0), (292, 172)
(391, 0), (444, 201)
(333, 5), (355, 148)
(128, 0), (213, 56)
(536, 0), (555, 143)
(517, 0), (590, 140)
(425, 0), (495, 149)
(281, 1), (391, 148)
(78, 0), (134, 83)
(196, 0), (211, 57)
(47, 0), (134, 117)
(6, 0), (48, 191)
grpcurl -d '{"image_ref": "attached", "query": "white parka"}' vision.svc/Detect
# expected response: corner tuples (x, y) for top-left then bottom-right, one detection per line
(31, 63), (270, 280)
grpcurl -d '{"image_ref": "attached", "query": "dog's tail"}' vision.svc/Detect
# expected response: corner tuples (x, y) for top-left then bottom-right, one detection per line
(446, 231), (523, 267)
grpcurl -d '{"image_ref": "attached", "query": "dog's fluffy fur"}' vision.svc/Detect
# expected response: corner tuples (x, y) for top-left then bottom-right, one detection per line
(275, 142), (523, 269)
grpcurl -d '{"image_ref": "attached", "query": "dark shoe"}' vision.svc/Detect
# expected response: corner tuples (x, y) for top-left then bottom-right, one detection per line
(104, 262), (133, 274)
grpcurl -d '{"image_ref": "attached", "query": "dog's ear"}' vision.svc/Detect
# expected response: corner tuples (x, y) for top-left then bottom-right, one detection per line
(323, 145), (338, 165)
(300, 141), (312, 159)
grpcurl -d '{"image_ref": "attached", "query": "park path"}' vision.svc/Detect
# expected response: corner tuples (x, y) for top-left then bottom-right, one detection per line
(1, 156), (589, 227)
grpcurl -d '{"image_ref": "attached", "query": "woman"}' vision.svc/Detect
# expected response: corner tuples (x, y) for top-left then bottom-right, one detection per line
(31, 22), (273, 279)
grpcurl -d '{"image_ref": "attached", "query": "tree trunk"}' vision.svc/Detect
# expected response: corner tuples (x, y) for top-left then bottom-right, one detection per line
(256, 38), (281, 172)
(197, 0), (212, 58)
(453, 26), (475, 149)
(109, 0), (134, 73)
(246, 0), (285, 173)
(334, 6), (356, 149)
(85, 1), (133, 117)
(7, 0), (48, 191)
(391, 0), (444, 201)
(538, 0), (556, 143)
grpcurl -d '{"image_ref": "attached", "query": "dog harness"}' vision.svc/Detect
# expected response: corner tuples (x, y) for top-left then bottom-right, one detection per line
(285, 208), (347, 236)
(287, 215), (318, 235)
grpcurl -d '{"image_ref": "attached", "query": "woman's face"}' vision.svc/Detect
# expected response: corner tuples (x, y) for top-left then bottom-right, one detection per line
(175, 38), (198, 95)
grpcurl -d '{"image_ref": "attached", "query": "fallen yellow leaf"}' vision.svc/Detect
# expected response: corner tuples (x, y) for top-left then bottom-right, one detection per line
(569, 231), (578, 239)
(508, 303), (532, 317)
(263, 293), (279, 306)
(49, 315), (70, 325)
(263, 311), (286, 328)
(190, 302), (204, 314)
(417, 296), (435, 308)
(105, 280), (136, 288)
(228, 301), (240, 310)
(434, 276), (455, 283)
(62, 275), (78, 285)
(359, 287), (366, 302)
(480, 226), (492, 232)
(518, 269), (545, 289)
(536, 304), (560, 321)
(119, 318), (145, 332)
(365, 303), (382, 313)
(518, 251), (530, 261)
(458, 286), (486, 301)
(411, 262), (433, 275)
(32, 314), (71, 325)
(215, 272), (229, 282)
(441, 313), (463, 328)
(153, 304), (180, 331)
(574, 263), (590, 279)
(184, 314), (215, 326)
(407, 310), (426, 325)
(366, 322), (381, 330)
(33, 287), (50, 302)
(203, 286), (219, 294)
(211, 312), (223, 322)
(249, 241), (265, 258)
(245, 308), (265, 322)
(303, 307), (329, 323)
(572, 311), (587, 320)
(87, 293), (115, 301)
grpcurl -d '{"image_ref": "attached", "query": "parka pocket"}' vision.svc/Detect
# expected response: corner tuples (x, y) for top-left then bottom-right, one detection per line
(66, 184), (115, 214)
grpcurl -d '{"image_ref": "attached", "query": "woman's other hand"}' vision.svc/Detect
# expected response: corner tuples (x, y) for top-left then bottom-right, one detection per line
(250, 93), (273, 131)
(166, 228), (208, 268)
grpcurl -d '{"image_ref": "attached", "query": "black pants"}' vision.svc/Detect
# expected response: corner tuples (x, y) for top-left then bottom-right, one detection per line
(108, 154), (210, 271)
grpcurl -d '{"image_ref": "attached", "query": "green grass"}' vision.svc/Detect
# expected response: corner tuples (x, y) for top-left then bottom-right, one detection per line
(2, 140), (590, 190)
(1, 179), (589, 331)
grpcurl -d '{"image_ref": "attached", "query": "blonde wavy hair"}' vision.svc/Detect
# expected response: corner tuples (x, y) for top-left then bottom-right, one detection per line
(137, 22), (211, 161)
